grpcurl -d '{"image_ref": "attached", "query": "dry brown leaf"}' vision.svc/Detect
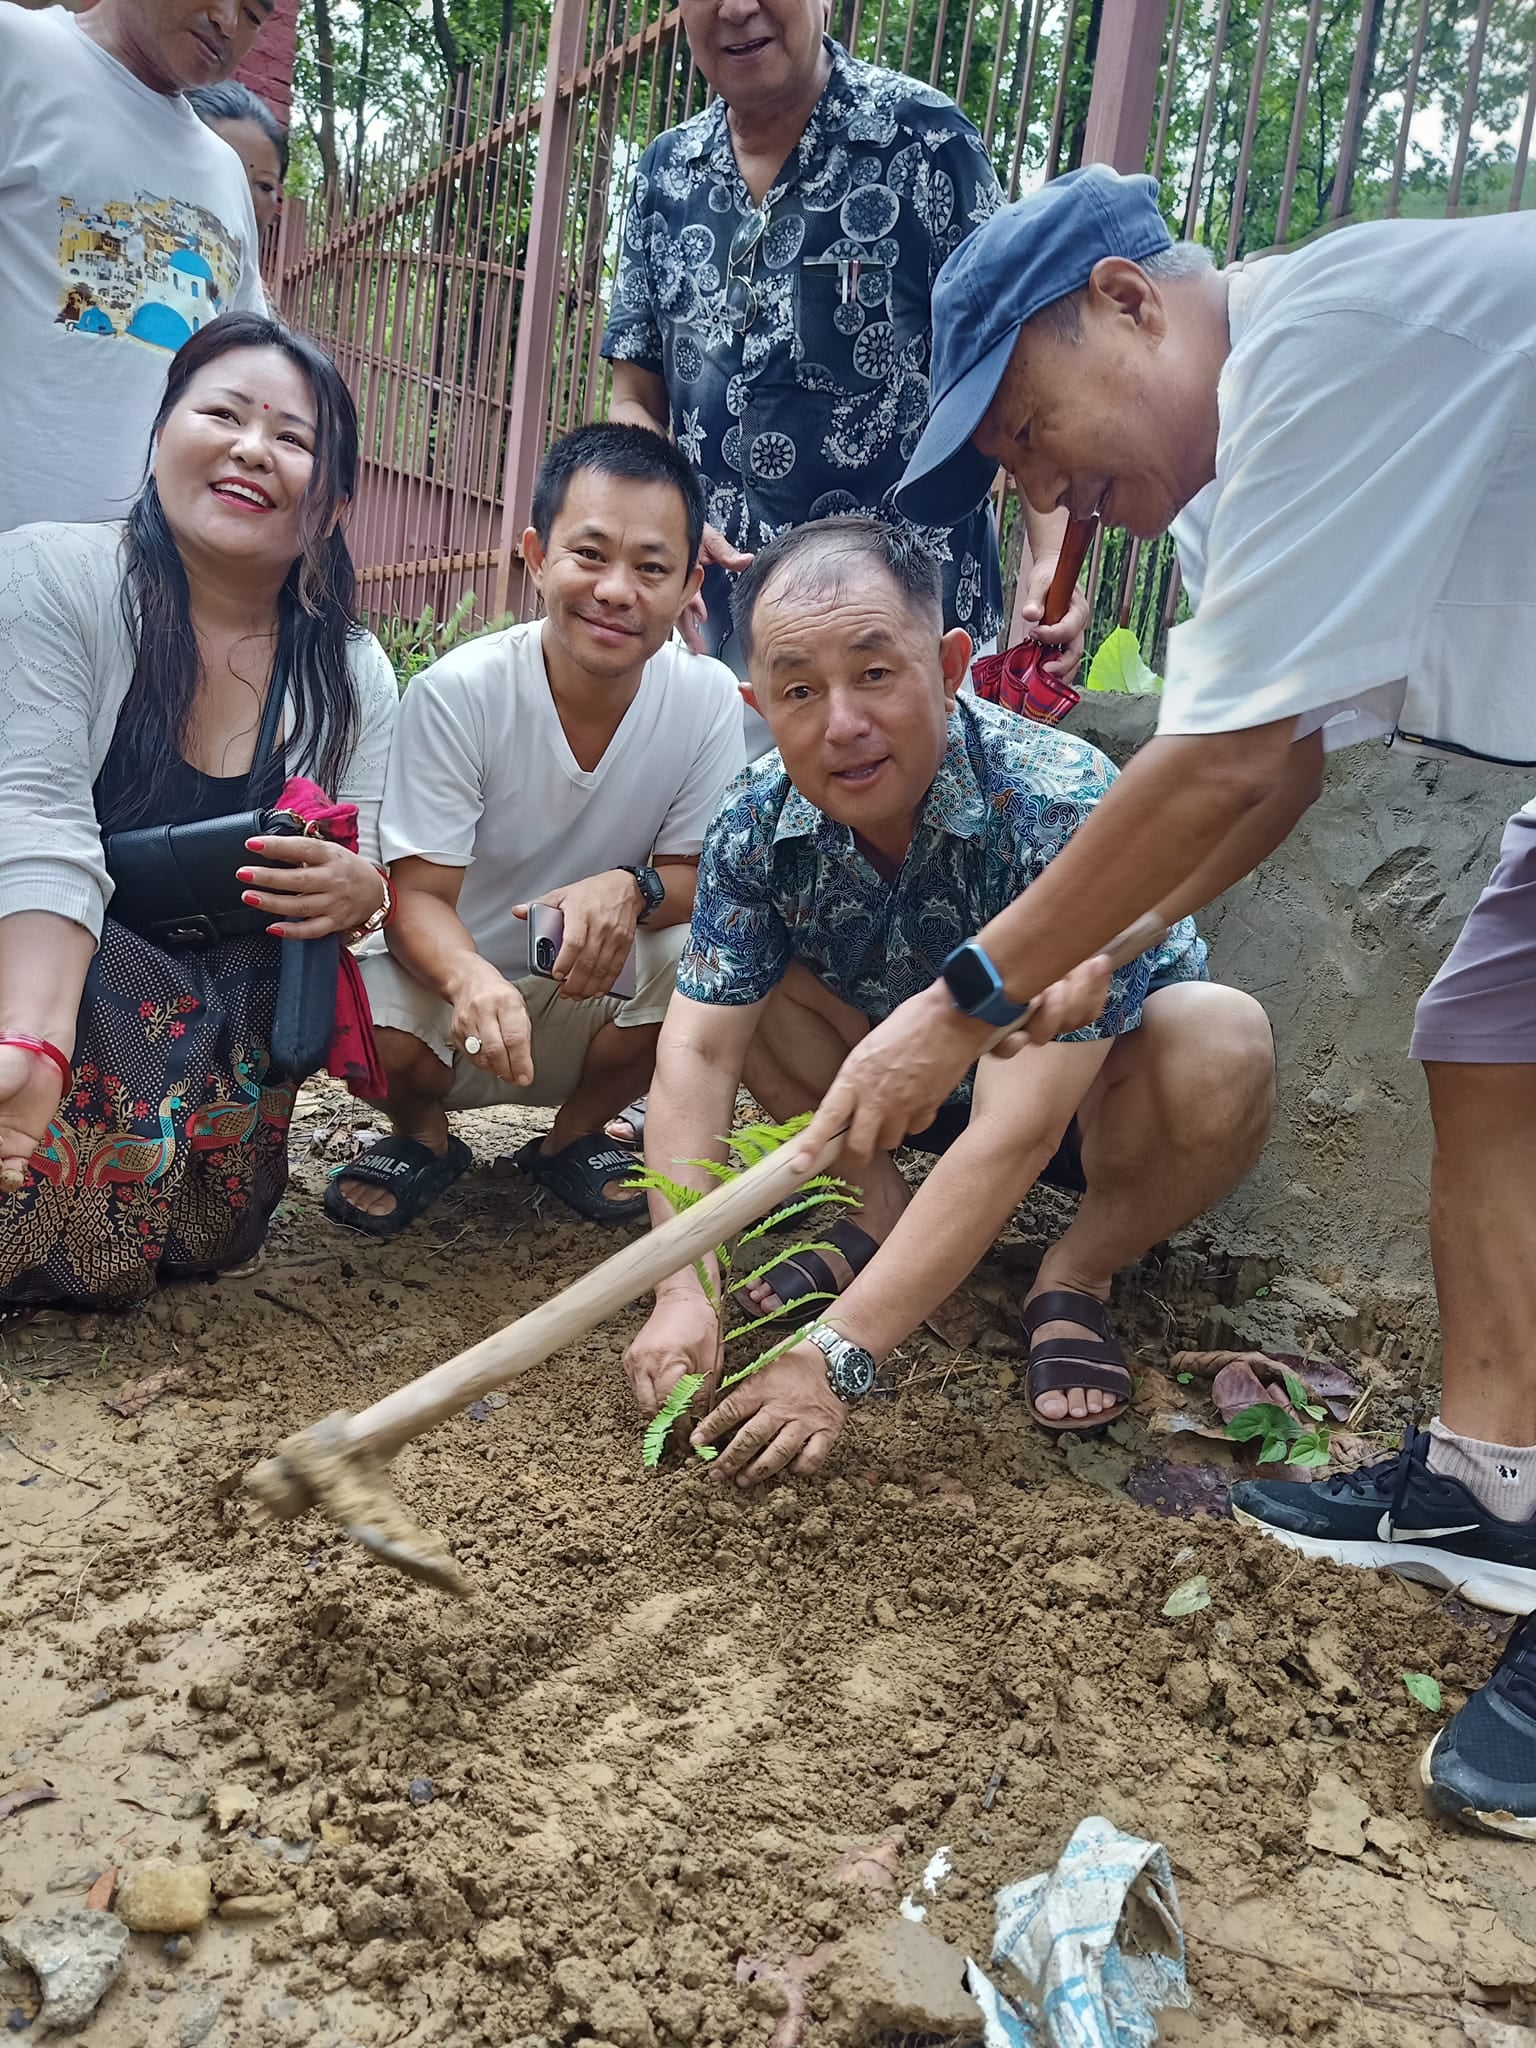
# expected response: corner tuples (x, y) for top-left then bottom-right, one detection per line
(84, 1868), (116, 1910)
(1211, 1361), (1293, 1425)
(102, 1366), (189, 1419)
(0, 1783), (56, 1825)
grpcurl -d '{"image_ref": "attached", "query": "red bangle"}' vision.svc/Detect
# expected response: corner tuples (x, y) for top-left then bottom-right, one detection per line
(0, 1034), (73, 1094)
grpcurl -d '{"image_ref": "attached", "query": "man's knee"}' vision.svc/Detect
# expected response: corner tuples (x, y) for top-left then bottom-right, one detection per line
(374, 1024), (450, 1095)
(1126, 984), (1275, 1149)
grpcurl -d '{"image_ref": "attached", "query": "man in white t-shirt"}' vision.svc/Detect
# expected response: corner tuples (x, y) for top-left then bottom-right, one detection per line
(798, 166), (1536, 1836)
(327, 424), (745, 1236)
(0, 0), (271, 533)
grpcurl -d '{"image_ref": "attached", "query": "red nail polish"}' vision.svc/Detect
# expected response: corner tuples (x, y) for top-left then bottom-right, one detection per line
(236, 869), (254, 884)
(242, 891), (261, 907)
(245, 839), (262, 852)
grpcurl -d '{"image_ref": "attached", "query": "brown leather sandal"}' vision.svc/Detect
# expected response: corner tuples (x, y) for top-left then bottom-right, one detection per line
(1022, 1287), (1132, 1437)
(731, 1219), (880, 1329)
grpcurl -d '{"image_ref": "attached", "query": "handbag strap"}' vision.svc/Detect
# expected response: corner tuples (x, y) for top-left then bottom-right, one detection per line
(246, 650), (290, 808)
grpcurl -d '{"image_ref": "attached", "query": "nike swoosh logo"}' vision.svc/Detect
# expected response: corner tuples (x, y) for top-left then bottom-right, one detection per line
(1377, 1514), (1481, 1541)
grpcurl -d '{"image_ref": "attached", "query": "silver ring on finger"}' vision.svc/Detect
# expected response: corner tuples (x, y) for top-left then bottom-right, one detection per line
(463, 1035), (482, 1057)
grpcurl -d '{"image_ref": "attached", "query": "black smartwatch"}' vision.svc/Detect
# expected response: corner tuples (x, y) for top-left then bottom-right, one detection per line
(940, 940), (1028, 1028)
(618, 864), (665, 923)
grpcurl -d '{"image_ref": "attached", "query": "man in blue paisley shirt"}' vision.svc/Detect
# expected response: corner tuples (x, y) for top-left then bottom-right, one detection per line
(601, 0), (1089, 684)
(623, 517), (1275, 1483)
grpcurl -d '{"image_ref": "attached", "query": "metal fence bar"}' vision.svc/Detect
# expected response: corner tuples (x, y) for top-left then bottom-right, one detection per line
(1223, 0), (1273, 260)
(1273, 0), (1323, 244)
(494, 0), (590, 620)
(1385, 0), (1432, 219)
(1448, 0), (1496, 216)
(1329, 0), (1378, 220)
(1512, 42), (1536, 211)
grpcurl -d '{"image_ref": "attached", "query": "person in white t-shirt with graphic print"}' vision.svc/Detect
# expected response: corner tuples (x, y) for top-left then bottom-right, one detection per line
(328, 424), (745, 1236)
(0, 0), (273, 533)
(804, 166), (1536, 1836)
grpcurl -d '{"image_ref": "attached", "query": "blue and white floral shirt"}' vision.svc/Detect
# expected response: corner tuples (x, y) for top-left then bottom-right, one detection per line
(601, 41), (1006, 646)
(679, 698), (1208, 1095)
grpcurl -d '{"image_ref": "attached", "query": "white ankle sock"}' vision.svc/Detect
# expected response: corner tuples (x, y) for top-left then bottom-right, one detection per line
(1426, 1416), (1536, 1522)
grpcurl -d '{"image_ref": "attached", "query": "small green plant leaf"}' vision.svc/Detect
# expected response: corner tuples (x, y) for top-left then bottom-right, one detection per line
(1226, 1401), (1301, 1444)
(694, 1444), (718, 1461)
(1281, 1371), (1326, 1421)
(1176, 1372), (1193, 1385)
(1286, 1435), (1332, 1468)
(642, 1373), (705, 1469)
(1162, 1574), (1211, 1618)
(1403, 1672), (1443, 1713)
(1084, 625), (1163, 696)
(1257, 1437), (1289, 1463)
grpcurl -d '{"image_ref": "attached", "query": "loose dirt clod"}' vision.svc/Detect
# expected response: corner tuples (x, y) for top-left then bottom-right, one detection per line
(0, 1908), (129, 2028)
(821, 1919), (982, 2041)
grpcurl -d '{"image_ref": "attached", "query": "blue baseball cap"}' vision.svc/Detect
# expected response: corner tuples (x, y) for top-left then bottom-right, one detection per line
(897, 167), (1172, 526)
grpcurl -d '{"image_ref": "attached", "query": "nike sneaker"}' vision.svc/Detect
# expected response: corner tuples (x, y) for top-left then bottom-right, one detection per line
(1420, 1612), (1536, 1840)
(1229, 1429), (1536, 1617)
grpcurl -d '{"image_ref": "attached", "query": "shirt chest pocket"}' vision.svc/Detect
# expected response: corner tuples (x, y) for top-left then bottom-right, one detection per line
(797, 248), (916, 391)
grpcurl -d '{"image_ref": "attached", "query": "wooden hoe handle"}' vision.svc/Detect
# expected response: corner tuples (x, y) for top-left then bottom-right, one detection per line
(266, 909), (1168, 1487)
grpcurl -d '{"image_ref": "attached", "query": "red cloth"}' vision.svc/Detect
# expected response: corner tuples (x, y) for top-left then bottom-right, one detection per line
(970, 641), (1081, 726)
(274, 776), (388, 1100)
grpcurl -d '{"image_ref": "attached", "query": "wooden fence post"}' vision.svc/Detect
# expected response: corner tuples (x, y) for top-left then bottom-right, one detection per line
(1080, 0), (1169, 172)
(493, 0), (590, 620)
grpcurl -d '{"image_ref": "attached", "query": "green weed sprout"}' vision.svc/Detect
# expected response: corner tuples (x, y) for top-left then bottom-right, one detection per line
(1224, 1370), (1332, 1469)
(625, 1113), (860, 1470)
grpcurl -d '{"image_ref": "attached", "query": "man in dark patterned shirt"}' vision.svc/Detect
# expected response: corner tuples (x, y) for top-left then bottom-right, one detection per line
(623, 516), (1275, 1485)
(601, 0), (1088, 681)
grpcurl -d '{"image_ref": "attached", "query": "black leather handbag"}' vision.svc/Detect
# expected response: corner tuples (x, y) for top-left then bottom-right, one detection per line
(100, 673), (339, 1081)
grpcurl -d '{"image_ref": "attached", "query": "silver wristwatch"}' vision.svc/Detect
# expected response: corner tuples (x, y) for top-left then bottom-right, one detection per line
(804, 1321), (877, 1402)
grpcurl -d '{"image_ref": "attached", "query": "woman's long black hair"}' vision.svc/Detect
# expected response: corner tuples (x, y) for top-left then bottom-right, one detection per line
(103, 312), (362, 830)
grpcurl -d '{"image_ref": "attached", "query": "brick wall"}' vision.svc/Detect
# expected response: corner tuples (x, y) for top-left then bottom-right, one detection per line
(234, 0), (299, 123)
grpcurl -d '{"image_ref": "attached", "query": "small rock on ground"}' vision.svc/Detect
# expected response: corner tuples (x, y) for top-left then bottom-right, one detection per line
(0, 1908), (130, 2028)
(115, 1859), (213, 1934)
(822, 1919), (981, 2038)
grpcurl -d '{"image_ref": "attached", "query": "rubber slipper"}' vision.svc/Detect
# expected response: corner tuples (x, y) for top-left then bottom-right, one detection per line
(731, 1218), (880, 1327)
(324, 1134), (473, 1241)
(513, 1134), (647, 1224)
(1022, 1287), (1131, 1437)
(603, 1097), (647, 1148)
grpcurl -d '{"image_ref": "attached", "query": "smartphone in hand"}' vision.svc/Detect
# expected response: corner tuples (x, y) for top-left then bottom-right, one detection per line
(526, 903), (638, 999)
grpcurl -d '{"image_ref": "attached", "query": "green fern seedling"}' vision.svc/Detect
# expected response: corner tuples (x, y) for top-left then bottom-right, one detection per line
(627, 1114), (860, 1470)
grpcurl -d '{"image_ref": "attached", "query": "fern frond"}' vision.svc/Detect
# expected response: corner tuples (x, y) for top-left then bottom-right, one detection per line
(728, 1111), (813, 1168)
(720, 1321), (817, 1390)
(726, 1294), (833, 1345)
(731, 1237), (842, 1293)
(624, 1168), (703, 1213)
(742, 1187), (860, 1243)
(642, 1373), (706, 1468)
(685, 1156), (738, 1185)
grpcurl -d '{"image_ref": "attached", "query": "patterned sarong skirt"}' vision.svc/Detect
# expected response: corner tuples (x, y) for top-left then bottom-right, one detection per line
(0, 920), (297, 1309)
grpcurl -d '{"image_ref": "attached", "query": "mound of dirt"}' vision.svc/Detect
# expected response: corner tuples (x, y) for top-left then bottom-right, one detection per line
(2, 1085), (1533, 2048)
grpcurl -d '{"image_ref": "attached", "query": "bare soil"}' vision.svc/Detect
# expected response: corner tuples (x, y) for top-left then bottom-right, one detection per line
(2, 1082), (1534, 2048)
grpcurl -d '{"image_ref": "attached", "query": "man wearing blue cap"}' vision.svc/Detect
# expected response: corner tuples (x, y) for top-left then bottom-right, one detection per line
(797, 163), (1536, 1839)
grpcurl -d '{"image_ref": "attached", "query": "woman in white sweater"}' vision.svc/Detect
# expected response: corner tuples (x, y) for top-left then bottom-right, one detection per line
(0, 312), (398, 1310)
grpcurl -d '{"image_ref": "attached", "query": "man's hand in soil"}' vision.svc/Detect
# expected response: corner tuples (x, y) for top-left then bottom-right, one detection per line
(679, 524), (753, 655)
(448, 958), (534, 1086)
(624, 1289), (723, 1417)
(518, 873), (642, 1003)
(690, 1341), (849, 1488)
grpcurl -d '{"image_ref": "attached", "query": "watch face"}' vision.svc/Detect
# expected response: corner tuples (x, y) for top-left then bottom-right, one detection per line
(830, 1343), (876, 1400)
(942, 942), (995, 1013)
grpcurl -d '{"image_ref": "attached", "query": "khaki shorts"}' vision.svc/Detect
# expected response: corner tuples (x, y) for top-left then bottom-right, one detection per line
(357, 924), (686, 1112)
